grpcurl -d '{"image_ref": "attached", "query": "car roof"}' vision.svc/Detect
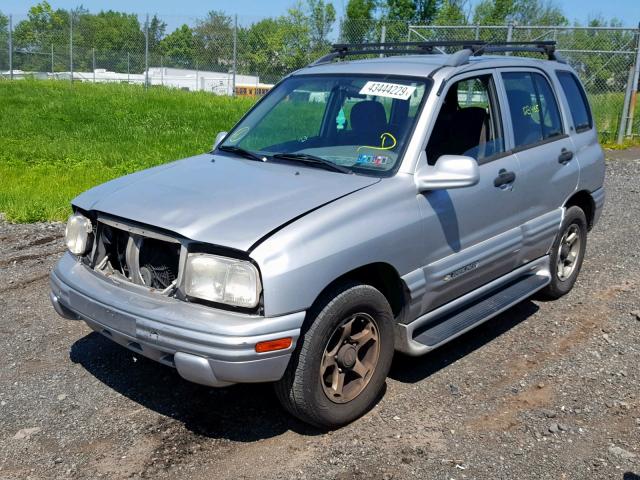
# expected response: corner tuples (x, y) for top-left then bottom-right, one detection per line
(294, 53), (569, 78)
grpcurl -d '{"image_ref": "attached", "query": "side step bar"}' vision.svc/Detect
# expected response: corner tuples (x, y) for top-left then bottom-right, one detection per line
(395, 256), (551, 356)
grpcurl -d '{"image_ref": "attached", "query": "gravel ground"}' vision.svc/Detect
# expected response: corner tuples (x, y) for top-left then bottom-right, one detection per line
(1, 149), (639, 480)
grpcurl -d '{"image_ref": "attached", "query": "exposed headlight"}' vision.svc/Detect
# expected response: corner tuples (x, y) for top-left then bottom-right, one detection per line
(65, 213), (93, 255)
(184, 253), (261, 308)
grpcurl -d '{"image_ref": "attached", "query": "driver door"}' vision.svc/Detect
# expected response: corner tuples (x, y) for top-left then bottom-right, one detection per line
(416, 70), (524, 314)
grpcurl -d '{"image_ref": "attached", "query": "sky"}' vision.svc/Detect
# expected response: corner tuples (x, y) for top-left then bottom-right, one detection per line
(2, 0), (639, 29)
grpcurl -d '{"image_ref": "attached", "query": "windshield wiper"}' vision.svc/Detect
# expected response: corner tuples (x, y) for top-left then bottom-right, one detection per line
(271, 152), (352, 174)
(217, 145), (267, 162)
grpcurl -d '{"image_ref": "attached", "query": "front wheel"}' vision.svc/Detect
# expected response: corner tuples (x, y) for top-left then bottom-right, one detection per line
(274, 282), (395, 429)
(539, 206), (587, 299)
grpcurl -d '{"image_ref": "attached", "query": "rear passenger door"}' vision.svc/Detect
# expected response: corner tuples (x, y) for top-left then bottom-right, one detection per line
(498, 69), (579, 262)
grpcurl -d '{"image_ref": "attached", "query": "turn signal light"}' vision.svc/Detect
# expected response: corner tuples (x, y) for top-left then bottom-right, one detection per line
(255, 337), (292, 353)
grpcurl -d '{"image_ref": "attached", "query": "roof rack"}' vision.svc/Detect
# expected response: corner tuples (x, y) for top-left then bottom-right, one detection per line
(310, 40), (563, 67)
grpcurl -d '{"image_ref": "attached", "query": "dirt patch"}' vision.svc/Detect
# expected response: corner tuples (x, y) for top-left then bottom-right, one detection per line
(0, 154), (639, 479)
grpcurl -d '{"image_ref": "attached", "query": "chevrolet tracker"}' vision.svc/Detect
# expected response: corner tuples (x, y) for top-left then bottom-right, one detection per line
(51, 40), (605, 428)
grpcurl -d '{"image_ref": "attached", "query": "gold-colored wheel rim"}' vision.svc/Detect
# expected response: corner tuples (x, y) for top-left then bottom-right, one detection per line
(320, 313), (380, 404)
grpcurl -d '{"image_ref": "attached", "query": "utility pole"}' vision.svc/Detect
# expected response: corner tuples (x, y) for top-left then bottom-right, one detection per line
(232, 14), (237, 97)
(69, 11), (74, 82)
(618, 67), (634, 145)
(625, 23), (640, 137)
(505, 22), (513, 56)
(8, 15), (13, 80)
(144, 14), (149, 89)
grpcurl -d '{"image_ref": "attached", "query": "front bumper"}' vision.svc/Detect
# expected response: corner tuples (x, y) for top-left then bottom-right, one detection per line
(50, 252), (305, 387)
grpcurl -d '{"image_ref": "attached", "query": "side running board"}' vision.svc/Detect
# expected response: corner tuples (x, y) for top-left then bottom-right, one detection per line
(395, 256), (551, 356)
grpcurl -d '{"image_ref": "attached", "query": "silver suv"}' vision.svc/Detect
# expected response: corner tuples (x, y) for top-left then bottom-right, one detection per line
(51, 41), (605, 428)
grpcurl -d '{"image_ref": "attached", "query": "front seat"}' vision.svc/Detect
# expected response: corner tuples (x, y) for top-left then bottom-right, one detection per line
(350, 100), (388, 145)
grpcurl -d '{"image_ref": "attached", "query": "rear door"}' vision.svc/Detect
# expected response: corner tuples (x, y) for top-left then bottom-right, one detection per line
(497, 68), (579, 262)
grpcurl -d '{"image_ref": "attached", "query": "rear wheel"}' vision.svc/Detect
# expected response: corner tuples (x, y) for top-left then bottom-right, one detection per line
(539, 206), (587, 299)
(274, 282), (394, 429)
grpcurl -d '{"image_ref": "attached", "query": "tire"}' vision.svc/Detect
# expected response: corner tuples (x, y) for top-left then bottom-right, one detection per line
(539, 206), (587, 300)
(274, 282), (395, 429)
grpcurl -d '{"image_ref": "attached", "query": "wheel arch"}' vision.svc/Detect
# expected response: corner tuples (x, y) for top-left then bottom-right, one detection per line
(309, 262), (409, 321)
(564, 190), (596, 230)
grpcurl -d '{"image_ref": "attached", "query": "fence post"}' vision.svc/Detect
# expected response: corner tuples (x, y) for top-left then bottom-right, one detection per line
(92, 47), (96, 83)
(51, 44), (54, 76)
(617, 67), (634, 145)
(232, 14), (237, 97)
(8, 15), (13, 80)
(127, 52), (130, 83)
(625, 23), (640, 137)
(475, 24), (480, 41)
(69, 11), (73, 83)
(144, 14), (149, 89)
(160, 56), (163, 86)
(379, 25), (386, 58)
(506, 22), (513, 55)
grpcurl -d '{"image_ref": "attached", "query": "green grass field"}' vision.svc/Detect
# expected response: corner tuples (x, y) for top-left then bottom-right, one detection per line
(0, 80), (255, 222)
(0, 80), (637, 223)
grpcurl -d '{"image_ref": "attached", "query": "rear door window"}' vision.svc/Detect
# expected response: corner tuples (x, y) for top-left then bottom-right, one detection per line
(556, 71), (593, 132)
(501, 71), (563, 149)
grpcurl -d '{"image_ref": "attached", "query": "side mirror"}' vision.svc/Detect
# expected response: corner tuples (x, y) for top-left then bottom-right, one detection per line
(415, 155), (479, 192)
(213, 131), (228, 150)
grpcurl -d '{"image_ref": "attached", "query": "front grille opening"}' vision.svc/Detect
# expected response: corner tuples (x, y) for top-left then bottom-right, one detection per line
(138, 238), (180, 289)
(94, 222), (181, 293)
(101, 224), (130, 277)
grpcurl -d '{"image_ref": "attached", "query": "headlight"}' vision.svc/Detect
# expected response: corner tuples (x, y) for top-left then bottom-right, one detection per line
(184, 253), (261, 308)
(65, 213), (93, 255)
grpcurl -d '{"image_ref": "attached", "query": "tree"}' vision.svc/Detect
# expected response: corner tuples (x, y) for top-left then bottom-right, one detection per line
(385, 0), (415, 21)
(414, 0), (441, 24)
(306, 0), (336, 49)
(0, 12), (8, 72)
(12, 1), (71, 71)
(74, 9), (145, 71)
(193, 11), (233, 70)
(341, 0), (376, 43)
(472, 0), (566, 26)
(433, 0), (467, 26)
(160, 24), (194, 67)
(239, 9), (311, 83)
(148, 15), (167, 55)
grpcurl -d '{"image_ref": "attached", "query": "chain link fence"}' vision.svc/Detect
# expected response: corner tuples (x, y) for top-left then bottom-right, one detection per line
(408, 24), (640, 143)
(1, 12), (639, 143)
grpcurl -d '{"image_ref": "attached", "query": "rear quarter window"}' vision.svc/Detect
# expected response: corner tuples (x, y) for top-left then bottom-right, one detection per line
(556, 71), (593, 132)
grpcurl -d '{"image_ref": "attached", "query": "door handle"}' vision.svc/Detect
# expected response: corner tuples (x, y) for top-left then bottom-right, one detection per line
(558, 148), (574, 165)
(494, 169), (516, 188)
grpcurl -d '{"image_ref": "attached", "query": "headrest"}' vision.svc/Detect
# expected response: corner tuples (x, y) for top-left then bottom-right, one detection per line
(350, 100), (387, 134)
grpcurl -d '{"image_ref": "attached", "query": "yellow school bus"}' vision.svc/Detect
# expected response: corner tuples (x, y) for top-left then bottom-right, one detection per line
(235, 83), (274, 97)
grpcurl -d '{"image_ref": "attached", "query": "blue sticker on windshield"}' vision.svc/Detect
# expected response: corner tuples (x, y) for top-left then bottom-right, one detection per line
(356, 153), (389, 167)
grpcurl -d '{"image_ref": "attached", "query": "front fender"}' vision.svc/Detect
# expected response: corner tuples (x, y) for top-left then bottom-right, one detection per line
(250, 174), (425, 317)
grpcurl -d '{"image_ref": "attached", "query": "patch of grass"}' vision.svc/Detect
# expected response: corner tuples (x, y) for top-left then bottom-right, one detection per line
(0, 79), (255, 222)
(1, 80), (638, 222)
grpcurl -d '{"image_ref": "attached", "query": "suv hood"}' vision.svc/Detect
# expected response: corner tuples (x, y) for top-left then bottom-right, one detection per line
(73, 153), (380, 251)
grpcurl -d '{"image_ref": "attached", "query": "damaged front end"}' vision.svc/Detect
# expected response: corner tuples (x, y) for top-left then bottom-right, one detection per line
(90, 216), (182, 296)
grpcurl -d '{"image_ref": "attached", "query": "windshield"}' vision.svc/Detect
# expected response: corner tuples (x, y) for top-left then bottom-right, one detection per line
(219, 74), (431, 176)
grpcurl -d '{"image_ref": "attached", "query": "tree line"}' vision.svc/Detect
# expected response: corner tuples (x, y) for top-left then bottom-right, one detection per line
(0, 0), (632, 88)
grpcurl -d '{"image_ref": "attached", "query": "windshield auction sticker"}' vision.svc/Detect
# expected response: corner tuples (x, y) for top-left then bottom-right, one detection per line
(359, 81), (416, 100)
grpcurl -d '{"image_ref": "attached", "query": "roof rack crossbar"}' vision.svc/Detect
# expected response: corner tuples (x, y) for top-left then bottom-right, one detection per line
(309, 40), (560, 67)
